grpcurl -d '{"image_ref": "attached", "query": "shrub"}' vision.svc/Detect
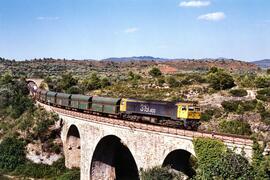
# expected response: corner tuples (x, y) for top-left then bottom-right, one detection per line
(193, 138), (226, 179)
(0, 137), (26, 170)
(242, 99), (257, 111)
(140, 166), (184, 180)
(221, 100), (257, 112)
(193, 138), (254, 179)
(260, 111), (270, 125)
(229, 89), (248, 97)
(218, 120), (252, 135)
(221, 100), (240, 112)
(56, 169), (80, 180)
(256, 88), (270, 102)
(157, 77), (165, 86)
(66, 86), (82, 94)
(255, 76), (270, 88)
(149, 67), (162, 78)
(101, 78), (111, 88)
(216, 150), (254, 179)
(166, 76), (180, 88)
(207, 70), (235, 90)
(238, 74), (256, 88)
(12, 158), (79, 179)
(200, 109), (215, 121)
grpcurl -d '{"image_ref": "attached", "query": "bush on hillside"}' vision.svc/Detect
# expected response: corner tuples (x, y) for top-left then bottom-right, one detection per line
(229, 89), (248, 97)
(207, 69), (235, 90)
(166, 76), (180, 88)
(193, 138), (254, 179)
(218, 120), (252, 135)
(255, 76), (270, 88)
(149, 67), (162, 78)
(200, 109), (215, 121)
(221, 100), (257, 112)
(256, 88), (270, 102)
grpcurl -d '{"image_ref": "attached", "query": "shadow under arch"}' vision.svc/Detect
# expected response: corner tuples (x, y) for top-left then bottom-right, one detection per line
(162, 149), (196, 178)
(66, 124), (81, 169)
(90, 135), (139, 180)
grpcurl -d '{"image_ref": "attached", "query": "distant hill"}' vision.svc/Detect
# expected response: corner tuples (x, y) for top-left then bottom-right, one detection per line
(252, 59), (270, 68)
(102, 56), (169, 62)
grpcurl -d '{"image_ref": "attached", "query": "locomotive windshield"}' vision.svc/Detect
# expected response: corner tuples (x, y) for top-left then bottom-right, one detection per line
(188, 106), (194, 111)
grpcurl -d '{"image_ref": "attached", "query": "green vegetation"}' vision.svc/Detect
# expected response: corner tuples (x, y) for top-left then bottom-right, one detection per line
(229, 88), (248, 97)
(218, 120), (252, 135)
(207, 68), (235, 90)
(12, 158), (79, 180)
(0, 73), (76, 179)
(255, 76), (270, 88)
(0, 137), (26, 171)
(252, 140), (270, 179)
(140, 166), (184, 180)
(193, 138), (255, 179)
(200, 109), (215, 121)
(0, 72), (34, 118)
(256, 88), (270, 102)
(149, 67), (162, 77)
(1, 61), (270, 179)
(0, 136), (79, 179)
(166, 76), (180, 88)
(221, 99), (257, 112)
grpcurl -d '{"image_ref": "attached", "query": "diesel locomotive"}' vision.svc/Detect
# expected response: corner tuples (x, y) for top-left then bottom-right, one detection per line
(29, 83), (201, 130)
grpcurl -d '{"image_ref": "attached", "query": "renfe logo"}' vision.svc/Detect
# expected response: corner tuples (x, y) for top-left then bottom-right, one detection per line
(140, 104), (156, 114)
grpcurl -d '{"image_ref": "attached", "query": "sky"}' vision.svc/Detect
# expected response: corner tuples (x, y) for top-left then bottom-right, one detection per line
(0, 0), (270, 61)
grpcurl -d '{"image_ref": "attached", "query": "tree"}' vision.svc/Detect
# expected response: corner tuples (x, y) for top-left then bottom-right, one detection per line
(149, 67), (162, 78)
(0, 72), (13, 85)
(58, 73), (77, 92)
(216, 150), (254, 179)
(208, 66), (218, 74)
(207, 69), (235, 90)
(80, 73), (103, 92)
(193, 138), (254, 179)
(0, 137), (25, 170)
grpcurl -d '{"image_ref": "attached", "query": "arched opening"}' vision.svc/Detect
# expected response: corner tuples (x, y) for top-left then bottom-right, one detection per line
(66, 125), (81, 169)
(162, 149), (196, 178)
(90, 135), (139, 180)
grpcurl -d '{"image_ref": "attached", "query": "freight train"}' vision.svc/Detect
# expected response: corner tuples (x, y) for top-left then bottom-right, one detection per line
(28, 82), (201, 130)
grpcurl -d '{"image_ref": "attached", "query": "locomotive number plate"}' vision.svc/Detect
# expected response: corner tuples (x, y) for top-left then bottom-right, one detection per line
(140, 104), (156, 114)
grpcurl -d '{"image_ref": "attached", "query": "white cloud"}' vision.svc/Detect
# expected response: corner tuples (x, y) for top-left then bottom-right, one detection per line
(179, 1), (211, 7)
(124, 27), (139, 33)
(36, 16), (60, 21)
(197, 12), (226, 21)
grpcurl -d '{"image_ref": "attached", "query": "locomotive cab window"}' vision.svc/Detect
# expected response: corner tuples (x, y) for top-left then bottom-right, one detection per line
(188, 106), (194, 111)
(195, 108), (200, 112)
(182, 106), (187, 111)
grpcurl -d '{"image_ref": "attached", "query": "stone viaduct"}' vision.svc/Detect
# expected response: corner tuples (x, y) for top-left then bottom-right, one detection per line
(40, 103), (255, 180)
(27, 79), (267, 180)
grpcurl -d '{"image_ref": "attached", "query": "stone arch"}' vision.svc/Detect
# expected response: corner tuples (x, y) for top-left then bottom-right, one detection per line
(90, 135), (139, 180)
(162, 149), (196, 178)
(66, 124), (81, 169)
